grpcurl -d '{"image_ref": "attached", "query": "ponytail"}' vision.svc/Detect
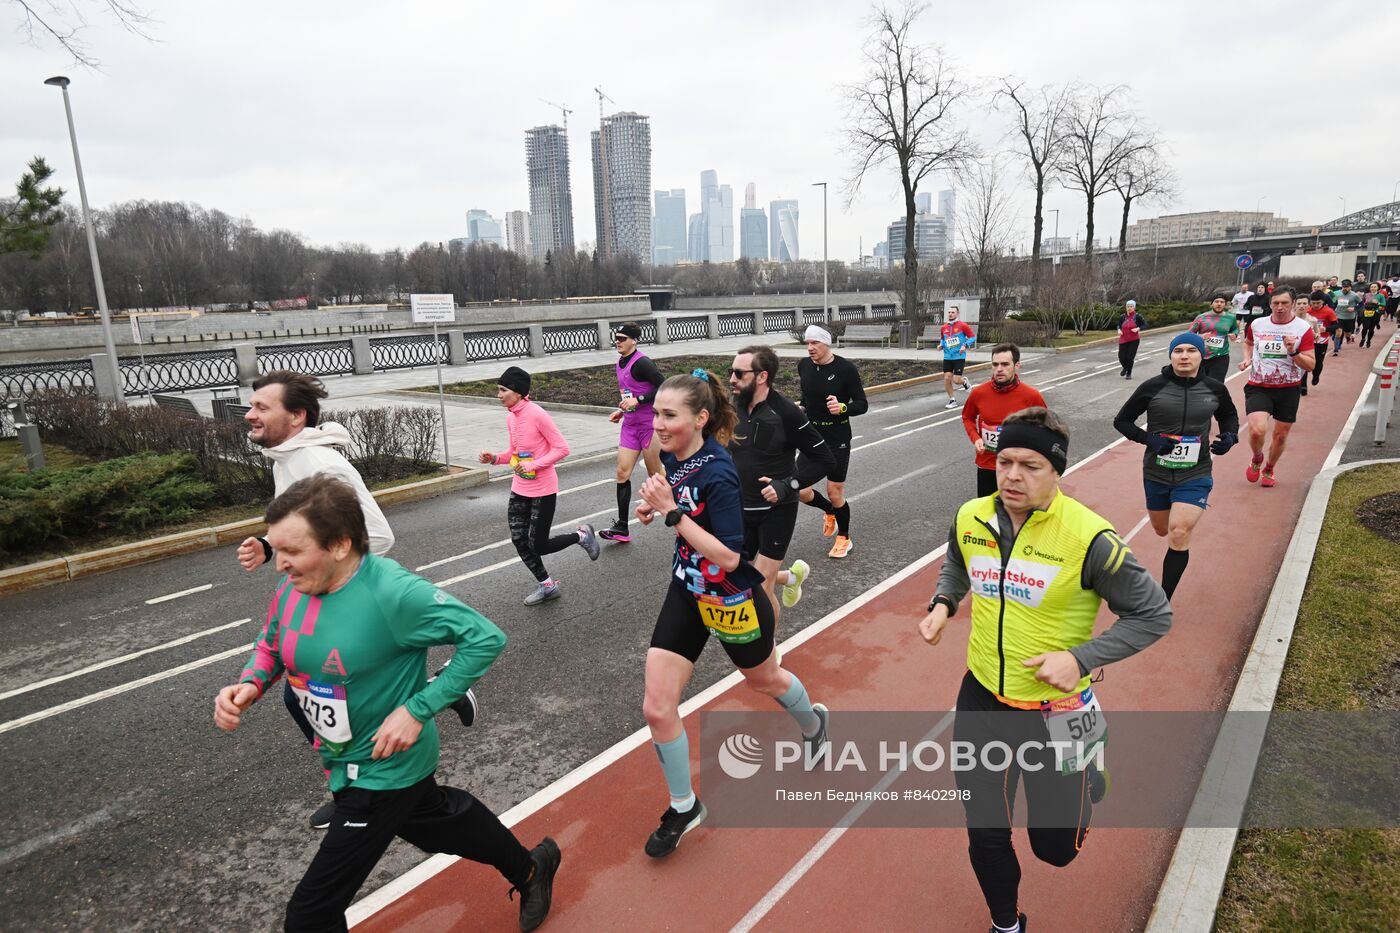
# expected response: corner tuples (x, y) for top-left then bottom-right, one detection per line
(659, 371), (738, 446)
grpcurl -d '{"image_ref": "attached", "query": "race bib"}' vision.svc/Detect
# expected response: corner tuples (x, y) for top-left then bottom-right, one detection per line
(1258, 338), (1287, 359)
(1041, 687), (1107, 774)
(696, 589), (761, 644)
(1205, 334), (1227, 351)
(980, 425), (1001, 451)
(943, 336), (960, 350)
(289, 673), (352, 753)
(1155, 434), (1202, 469)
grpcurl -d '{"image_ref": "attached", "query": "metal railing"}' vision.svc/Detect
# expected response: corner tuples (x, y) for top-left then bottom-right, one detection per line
(763, 310), (796, 332)
(609, 320), (658, 343)
(718, 312), (754, 337)
(119, 349), (239, 395)
(542, 324), (599, 354)
(369, 334), (448, 370)
(257, 340), (355, 376)
(801, 309), (827, 327)
(870, 305), (898, 320)
(464, 328), (530, 362)
(837, 307), (865, 322)
(0, 358), (96, 401)
(667, 316), (709, 342)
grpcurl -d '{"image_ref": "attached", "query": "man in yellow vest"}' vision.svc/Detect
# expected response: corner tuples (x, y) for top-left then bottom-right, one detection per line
(917, 406), (1172, 933)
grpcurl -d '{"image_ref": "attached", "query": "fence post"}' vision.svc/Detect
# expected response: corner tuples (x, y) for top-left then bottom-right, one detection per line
(234, 345), (258, 386)
(89, 353), (120, 401)
(447, 329), (466, 366)
(351, 334), (374, 374)
(528, 324), (546, 358)
(707, 313), (721, 339)
(595, 320), (612, 350)
(863, 303), (874, 321)
(654, 315), (671, 344)
(752, 311), (766, 336)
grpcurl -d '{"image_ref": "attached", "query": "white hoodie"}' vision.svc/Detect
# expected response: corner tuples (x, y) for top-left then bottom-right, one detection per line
(260, 422), (395, 556)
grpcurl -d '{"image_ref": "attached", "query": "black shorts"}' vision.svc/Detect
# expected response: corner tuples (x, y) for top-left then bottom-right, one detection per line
(1244, 383), (1302, 424)
(942, 358), (967, 375)
(1201, 354), (1232, 385)
(802, 423), (852, 483)
(1338, 319), (1356, 334)
(742, 503), (799, 561)
(649, 579), (776, 669)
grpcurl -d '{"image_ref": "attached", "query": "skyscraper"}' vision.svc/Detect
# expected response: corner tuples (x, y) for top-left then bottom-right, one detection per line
(739, 183), (767, 261)
(691, 169), (734, 263)
(526, 125), (575, 263)
(653, 189), (687, 266)
(915, 191), (934, 215)
(591, 111), (652, 261)
(465, 209), (505, 248)
(687, 213), (706, 263)
(938, 188), (956, 253)
(504, 210), (531, 256)
(770, 199), (799, 262)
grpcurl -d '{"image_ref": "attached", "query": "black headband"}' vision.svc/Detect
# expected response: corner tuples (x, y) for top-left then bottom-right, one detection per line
(997, 422), (1069, 474)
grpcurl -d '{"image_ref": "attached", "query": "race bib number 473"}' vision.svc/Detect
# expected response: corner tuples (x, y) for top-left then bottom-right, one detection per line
(289, 673), (352, 753)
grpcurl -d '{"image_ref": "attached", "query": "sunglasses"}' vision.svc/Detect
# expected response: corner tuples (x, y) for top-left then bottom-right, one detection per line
(729, 368), (755, 378)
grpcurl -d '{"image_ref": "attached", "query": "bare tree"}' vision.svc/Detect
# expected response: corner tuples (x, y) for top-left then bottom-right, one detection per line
(1111, 144), (1179, 264)
(9, 0), (154, 67)
(993, 79), (1073, 284)
(1054, 85), (1149, 262)
(843, 1), (976, 324)
(955, 155), (1018, 319)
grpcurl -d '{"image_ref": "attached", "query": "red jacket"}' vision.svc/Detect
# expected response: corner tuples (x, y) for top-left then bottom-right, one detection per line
(962, 380), (1048, 471)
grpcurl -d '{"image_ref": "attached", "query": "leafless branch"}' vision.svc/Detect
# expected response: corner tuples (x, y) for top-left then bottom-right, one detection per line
(11, 0), (156, 68)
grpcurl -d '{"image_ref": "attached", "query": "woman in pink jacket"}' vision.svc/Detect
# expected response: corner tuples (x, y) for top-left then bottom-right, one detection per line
(478, 366), (600, 604)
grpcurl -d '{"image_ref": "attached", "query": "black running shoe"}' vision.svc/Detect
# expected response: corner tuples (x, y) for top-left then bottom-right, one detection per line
(449, 688), (479, 728)
(509, 836), (561, 932)
(987, 912), (1028, 933)
(644, 799), (707, 858)
(1087, 764), (1110, 804)
(598, 520), (632, 543)
(310, 800), (336, 830)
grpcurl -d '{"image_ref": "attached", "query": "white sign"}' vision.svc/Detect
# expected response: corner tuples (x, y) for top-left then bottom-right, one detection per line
(410, 293), (456, 324)
(129, 313), (141, 345)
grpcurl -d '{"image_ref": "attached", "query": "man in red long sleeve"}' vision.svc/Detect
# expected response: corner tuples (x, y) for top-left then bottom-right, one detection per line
(961, 343), (1047, 497)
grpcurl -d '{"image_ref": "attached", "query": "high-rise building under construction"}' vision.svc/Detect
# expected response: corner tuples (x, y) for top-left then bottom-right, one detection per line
(525, 125), (575, 263)
(591, 111), (652, 261)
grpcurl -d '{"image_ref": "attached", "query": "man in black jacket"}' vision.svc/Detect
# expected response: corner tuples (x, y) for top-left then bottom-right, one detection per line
(1113, 332), (1240, 599)
(729, 344), (836, 620)
(794, 325), (869, 559)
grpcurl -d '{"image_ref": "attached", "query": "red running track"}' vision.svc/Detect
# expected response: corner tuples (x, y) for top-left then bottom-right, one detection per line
(350, 340), (1380, 932)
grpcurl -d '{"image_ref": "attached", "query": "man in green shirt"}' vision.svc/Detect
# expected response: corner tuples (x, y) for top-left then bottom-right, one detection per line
(1188, 294), (1241, 383)
(215, 475), (559, 932)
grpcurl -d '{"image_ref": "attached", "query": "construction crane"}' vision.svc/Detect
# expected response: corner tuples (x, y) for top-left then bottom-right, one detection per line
(593, 85), (614, 124)
(538, 98), (572, 133)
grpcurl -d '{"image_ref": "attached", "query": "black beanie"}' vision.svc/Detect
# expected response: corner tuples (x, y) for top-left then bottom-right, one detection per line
(499, 366), (531, 397)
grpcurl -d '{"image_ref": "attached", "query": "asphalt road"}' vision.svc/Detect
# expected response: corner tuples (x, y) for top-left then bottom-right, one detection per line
(0, 336), (1255, 931)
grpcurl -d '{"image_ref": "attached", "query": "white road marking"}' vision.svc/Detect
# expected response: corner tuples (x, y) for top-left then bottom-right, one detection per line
(144, 583), (213, 605)
(0, 806), (116, 868)
(0, 618), (252, 702)
(1041, 363), (1121, 392)
(850, 435), (863, 441)
(855, 415), (963, 451)
(869, 405), (899, 413)
(1020, 369), (1041, 376)
(1071, 356), (1088, 362)
(415, 508), (615, 572)
(883, 408), (954, 430)
(559, 477), (614, 497)
(1123, 514), (1152, 543)
(429, 509), (615, 587)
(0, 644), (252, 736)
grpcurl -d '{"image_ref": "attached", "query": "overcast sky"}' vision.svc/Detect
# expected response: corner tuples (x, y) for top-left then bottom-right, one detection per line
(6, 0), (1397, 264)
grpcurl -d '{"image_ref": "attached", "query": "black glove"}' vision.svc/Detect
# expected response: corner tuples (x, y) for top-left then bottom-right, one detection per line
(1144, 434), (1177, 455)
(1210, 432), (1238, 456)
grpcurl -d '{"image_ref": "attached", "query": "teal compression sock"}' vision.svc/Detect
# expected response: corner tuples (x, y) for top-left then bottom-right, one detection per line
(653, 733), (694, 810)
(774, 673), (821, 736)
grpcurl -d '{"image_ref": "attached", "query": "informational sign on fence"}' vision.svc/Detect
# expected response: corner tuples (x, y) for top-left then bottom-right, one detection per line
(410, 294), (455, 324)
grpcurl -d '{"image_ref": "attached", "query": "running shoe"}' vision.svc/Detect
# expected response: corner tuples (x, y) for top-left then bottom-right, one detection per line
(509, 836), (561, 932)
(804, 703), (830, 763)
(310, 800), (336, 830)
(598, 520), (631, 543)
(428, 663), (480, 728)
(945, 397), (960, 409)
(781, 559), (811, 608)
(821, 513), (837, 538)
(577, 524), (600, 560)
(524, 581), (561, 606)
(1260, 467), (1277, 488)
(959, 379), (972, 392)
(987, 912), (1028, 933)
(1245, 456), (1264, 483)
(828, 535), (852, 559)
(1087, 764), (1110, 804)
(644, 799), (707, 858)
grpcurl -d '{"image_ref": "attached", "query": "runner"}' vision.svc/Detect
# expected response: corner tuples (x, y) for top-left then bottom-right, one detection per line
(215, 475), (560, 932)
(961, 343), (1046, 497)
(795, 324), (868, 559)
(940, 305), (977, 408)
(1188, 294), (1241, 384)
(918, 406), (1173, 933)
(1230, 283), (1251, 314)
(1296, 292), (1334, 396)
(1385, 273), (1400, 321)
(477, 366), (600, 604)
(1359, 286), (1384, 348)
(1241, 282), (1271, 331)
(1113, 332), (1239, 598)
(599, 322), (665, 543)
(727, 345), (834, 619)
(635, 370), (829, 857)
(238, 370), (477, 831)
(1239, 286), (1316, 488)
(1331, 280), (1360, 352)
(1117, 299), (1147, 379)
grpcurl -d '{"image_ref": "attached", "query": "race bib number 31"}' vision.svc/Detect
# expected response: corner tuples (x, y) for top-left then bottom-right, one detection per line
(1041, 687), (1107, 774)
(1155, 434), (1202, 469)
(696, 590), (761, 644)
(289, 673), (352, 753)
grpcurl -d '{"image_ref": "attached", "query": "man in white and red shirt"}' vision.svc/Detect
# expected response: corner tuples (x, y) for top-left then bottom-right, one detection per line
(1238, 286), (1316, 488)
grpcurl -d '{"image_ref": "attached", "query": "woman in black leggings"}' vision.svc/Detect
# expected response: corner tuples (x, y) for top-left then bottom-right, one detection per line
(1117, 300), (1146, 379)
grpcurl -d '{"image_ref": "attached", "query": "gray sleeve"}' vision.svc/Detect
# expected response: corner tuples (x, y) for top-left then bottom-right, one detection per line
(933, 521), (971, 609)
(1068, 531), (1172, 673)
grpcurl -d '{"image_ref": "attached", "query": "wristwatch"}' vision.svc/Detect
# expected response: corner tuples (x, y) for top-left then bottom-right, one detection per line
(839, 402), (849, 414)
(664, 509), (684, 528)
(927, 594), (956, 614)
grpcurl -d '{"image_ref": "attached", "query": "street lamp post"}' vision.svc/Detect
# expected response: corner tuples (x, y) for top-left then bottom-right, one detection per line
(1338, 195), (1346, 220)
(44, 76), (124, 404)
(812, 182), (828, 325)
(1047, 208), (1060, 277)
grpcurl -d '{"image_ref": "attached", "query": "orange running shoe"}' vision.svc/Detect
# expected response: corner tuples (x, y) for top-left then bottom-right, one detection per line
(822, 513), (837, 537)
(1245, 455), (1264, 483)
(828, 535), (852, 559)
(1260, 467), (1277, 488)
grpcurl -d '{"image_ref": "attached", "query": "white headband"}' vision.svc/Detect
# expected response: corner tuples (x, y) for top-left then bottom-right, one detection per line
(804, 325), (833, 345)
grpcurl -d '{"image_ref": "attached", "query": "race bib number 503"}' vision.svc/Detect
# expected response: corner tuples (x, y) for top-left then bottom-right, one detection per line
(1041, 687), (1107, 774)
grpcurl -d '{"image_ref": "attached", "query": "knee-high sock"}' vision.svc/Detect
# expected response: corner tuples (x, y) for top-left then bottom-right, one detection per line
(774, 673), (821, 736)
(1162, 548), (1189, 599)
(834, 502), (852, 537)
(653, 733), (694, 809)
(615, 480), (631, 524)
(805, 490), (833, 513)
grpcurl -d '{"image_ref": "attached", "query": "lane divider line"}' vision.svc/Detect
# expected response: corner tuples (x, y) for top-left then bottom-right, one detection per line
(145, 583), (213, 605)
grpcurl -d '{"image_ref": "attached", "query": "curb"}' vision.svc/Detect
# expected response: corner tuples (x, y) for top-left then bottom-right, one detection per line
(1144, 457), (1400, 933)
(0, 466), (489, 599)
